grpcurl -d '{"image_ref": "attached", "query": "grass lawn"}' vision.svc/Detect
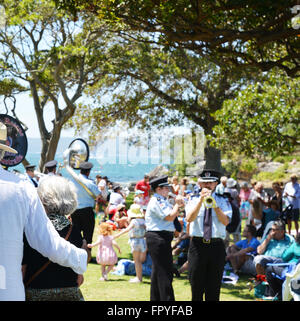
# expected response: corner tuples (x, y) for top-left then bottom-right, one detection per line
(80, 217), (257, 301)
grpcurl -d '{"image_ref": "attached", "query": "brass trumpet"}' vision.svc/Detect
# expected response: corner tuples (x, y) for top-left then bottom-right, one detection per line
(203, 196), (215, 208)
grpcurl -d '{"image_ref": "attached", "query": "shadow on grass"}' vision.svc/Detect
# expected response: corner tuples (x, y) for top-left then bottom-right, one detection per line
(221, 274), (255, 300)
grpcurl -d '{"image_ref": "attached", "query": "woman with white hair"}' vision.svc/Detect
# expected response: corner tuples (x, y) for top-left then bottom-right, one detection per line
(22, 176), (86, 301)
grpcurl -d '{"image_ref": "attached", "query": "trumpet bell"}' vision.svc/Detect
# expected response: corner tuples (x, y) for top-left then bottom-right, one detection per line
(204, 196), (215, 208)
(68, 138), (89, 169)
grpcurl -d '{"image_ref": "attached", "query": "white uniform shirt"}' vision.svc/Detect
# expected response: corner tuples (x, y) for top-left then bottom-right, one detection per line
(72, 173), (101, 209)
(0, 166), (87, 301)
(145, 193), (175, 232)
(185, 192), (232, 239)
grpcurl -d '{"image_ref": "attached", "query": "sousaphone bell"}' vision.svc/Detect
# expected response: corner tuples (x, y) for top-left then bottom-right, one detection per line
(63, 138), (97, 199)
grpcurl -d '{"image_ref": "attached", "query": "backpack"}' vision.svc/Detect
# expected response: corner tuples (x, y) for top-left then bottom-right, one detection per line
(226, 202), (241, 233)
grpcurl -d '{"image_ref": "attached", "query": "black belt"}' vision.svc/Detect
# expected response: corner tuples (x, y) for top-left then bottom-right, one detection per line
(192, 236), (223, 244)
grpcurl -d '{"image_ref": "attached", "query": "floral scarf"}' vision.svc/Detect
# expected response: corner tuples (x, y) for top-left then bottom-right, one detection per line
(48, 213), (71, 231)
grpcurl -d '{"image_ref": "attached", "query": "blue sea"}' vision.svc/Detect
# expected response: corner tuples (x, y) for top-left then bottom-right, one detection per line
(10, 137), (167, 183)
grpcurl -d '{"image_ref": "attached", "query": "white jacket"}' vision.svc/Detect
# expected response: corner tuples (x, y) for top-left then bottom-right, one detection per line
(0, 166), (87, 301)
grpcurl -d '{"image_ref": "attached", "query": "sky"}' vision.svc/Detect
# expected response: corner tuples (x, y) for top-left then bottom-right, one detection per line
(4, 92), (75, 139)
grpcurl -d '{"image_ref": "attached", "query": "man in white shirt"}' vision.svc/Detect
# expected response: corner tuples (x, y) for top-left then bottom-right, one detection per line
(44, 160), (58, 175)
(0, 122), (88, 301)
(25, 164), (38, 187)
(283, 174), (300, 235)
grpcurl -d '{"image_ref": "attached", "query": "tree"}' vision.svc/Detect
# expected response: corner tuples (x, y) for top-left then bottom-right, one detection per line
(55, 0), (300, 77)
(209, 70), (300, 158)
(67, 37), (254, 170)
(0, 0), (110, 170)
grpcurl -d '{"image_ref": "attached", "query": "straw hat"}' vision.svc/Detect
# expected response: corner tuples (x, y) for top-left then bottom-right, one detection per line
(127, 204), (144, 219)
(0, 122), (17, 154)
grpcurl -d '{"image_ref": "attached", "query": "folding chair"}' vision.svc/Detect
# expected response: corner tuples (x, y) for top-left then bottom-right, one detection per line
(283, 263), (300, 301)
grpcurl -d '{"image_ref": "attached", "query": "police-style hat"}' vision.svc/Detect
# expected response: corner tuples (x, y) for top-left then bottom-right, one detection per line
(149, 175), (171, 190)
(113, 184), (121, 192)
(79, 161), (93, 170)
(198, 169), (221, 182)
(25, 164), (36, 171)
(45, 160), (57, 168)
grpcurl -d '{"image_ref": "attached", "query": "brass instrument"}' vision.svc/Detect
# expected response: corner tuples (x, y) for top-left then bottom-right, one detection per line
(62, 138), (97, 200)
(203, 196), (215, 208)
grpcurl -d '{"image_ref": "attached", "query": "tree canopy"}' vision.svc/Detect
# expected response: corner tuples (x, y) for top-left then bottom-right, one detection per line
(0, 0), (111, 169)
(209, 70), (300, 158)
(55, 0), (300, 77)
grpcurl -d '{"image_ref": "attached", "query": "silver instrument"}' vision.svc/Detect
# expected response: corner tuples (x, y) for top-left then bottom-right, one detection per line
(62, 138), (97, 200)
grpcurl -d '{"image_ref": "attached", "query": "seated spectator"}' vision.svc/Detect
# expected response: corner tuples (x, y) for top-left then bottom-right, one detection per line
(253, 220), (295, 275)
(108, 185), (126, 214)
(224, 189), (241, 248)
(108, 204), (128, 229)
(22, 176), (86, 301)
(172, 231), (190, 267)
(226, 224), (259, 275)
(266, 233), (300, 300)
(256, 200), (281, 237)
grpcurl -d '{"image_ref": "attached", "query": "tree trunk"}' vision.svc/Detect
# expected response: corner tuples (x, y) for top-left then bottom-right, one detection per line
(38, 124), (62, 172)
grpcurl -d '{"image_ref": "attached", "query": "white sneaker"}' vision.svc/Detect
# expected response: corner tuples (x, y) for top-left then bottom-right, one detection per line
(129, 277), (141, 283)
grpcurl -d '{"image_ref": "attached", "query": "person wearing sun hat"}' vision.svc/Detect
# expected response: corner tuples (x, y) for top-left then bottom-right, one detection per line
(113, 204), (147, 283)
(0, 121), (88, 300)
(185, 169), (232, 301)
(225, 178), (240, 208)
(134, 189), (145, 206)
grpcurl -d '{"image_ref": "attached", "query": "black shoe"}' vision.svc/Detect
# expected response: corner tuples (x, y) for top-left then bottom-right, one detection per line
(89, 257), (97, 264)
(173, 267), (180, 277)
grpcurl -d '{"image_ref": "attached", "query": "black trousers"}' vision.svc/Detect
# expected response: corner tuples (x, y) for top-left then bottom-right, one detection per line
(71, 207), (95, 244)
(266, 265), (285, 299)
(188, 237), (226, 301)
(145, 231), (175, 301)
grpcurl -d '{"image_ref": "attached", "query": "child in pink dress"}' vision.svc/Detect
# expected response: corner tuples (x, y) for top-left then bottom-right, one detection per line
(88, 223), (121, 281)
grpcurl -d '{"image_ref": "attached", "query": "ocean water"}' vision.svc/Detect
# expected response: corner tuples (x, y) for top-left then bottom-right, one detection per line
(7, 137), (170, 183)
(12, 152), (163, 184)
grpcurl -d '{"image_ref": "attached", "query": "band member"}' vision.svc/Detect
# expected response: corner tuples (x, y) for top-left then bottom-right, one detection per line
(145, 175), (184, 301)
(44, 160), (58, 176)
(25, 164), (38, 187)
(186, 169), (232, 301)
(70, 161), (101, 259)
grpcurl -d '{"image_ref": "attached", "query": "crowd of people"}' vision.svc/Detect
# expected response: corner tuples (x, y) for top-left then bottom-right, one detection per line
(1, 119), (300, 301)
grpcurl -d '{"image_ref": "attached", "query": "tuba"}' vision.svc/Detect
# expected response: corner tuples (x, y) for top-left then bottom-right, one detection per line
(62, 138), (97, 200)
(0, 114), (28, 168)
